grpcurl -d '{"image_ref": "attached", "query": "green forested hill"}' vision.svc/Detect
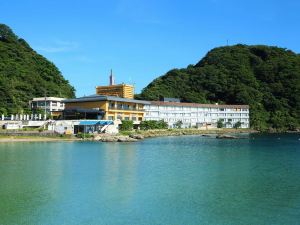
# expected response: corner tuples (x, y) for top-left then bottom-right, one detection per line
(0, 24), (75, 114)
(139, 45), (300, 130)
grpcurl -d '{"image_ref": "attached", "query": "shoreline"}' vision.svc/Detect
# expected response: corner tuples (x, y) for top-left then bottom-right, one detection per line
(0, 128), (298, 143)
(0, 128), (258, 143)
(0, 136), (80, 143)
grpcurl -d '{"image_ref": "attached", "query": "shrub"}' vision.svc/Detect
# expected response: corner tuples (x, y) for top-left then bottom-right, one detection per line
(140, 120), (168, 130)
(120, 120), (134, 131)
(174, 120), (183, 129)
(233, 121), (242, 129)
(217, 119), (224, 128)
(76, 133), (93, 139)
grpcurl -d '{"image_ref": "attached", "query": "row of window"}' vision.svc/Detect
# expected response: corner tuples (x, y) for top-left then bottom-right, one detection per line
(146, 112), (249, 117)
(146, 106), (249, 112)
(146, 117), (249, 123)
(107, 116), (142, 121)
(33, 101), (64, 107)
(109, 102), (143, 110)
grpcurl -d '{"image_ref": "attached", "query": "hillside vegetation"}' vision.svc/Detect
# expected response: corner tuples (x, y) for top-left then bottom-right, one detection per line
(0, 24), (75, 114)
(139, 45), (300, 131)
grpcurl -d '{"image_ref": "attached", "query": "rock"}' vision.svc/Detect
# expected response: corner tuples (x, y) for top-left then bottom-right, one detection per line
(101, 136), (118, 142)
(93, 135), (102, 141)
(117, 136), (137, 142)
(216, 134), (239, 139)
(129, 134), (144, 139)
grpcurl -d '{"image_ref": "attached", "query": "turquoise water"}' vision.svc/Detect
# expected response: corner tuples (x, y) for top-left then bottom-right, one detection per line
(0, 134), (299, 225)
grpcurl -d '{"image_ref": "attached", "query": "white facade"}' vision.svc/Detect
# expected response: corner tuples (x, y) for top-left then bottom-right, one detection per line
(30, 97), (65, 114)
(144, 102), (250, 129)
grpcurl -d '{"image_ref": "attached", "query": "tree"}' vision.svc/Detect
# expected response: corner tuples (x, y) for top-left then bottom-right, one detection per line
(0, 24), (75, 114)
(217, 119), (224, 128)
(0, 107), (7, 116)
(140, 120), (168, 130)
(174, 120), (183, 129)
(233, 121), (242, 129)
(139, 44), (300, 131)
(120, 120), (134, 131)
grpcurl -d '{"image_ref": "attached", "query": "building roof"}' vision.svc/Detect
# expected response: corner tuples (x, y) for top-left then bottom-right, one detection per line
(95, 83), (134, 88)
(63, 94), (151, 105)
(150, 101), (249, 109)
(32, 97), (65, 101)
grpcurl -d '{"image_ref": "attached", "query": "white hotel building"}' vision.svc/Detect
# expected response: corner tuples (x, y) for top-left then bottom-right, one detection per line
(144, 101), (250, 128)
(30, 97), (65, 115)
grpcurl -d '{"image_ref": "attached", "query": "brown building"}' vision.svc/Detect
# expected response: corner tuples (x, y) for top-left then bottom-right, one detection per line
(95, 70), (134, 99)
(96, 84), (134, 99)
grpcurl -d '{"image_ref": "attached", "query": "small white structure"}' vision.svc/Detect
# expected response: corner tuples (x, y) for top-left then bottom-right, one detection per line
(144, 101), (250, 129)
(3, 122), (22, 130)
(47, 120), (118, 135)
(48, 120), (79, 134)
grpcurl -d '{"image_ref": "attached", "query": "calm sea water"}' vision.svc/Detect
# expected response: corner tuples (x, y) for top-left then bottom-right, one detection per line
(0, 134), (299, 225)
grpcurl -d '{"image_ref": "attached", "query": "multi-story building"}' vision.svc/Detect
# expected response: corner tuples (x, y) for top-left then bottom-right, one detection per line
(144, 101), (250, 128)
(95, 70), (134, 99)
(96, 84), (134, 99)
(30, 97), (65, 118)
(63, 95), (150, 122)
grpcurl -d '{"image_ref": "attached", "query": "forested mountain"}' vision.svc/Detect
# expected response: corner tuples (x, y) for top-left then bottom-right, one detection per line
(139, 45), (300, 130)
(0, 24), (75, 114)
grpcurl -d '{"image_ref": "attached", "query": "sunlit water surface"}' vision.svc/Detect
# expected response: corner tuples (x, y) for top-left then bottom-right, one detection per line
(0, 134), (299, 225)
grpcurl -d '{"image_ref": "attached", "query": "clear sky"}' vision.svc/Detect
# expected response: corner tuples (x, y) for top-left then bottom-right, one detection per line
(1, 0), (300, 97)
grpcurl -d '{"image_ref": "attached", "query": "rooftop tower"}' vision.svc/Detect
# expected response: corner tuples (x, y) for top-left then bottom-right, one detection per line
(96, 70), (134, 99)
(109, 69), (115, 85)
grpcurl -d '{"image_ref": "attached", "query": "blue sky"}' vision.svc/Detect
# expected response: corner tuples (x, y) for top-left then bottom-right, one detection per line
(1, 0), (300, 97)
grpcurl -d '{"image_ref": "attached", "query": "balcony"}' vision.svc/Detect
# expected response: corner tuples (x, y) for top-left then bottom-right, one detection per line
(108, 107), (145, 111)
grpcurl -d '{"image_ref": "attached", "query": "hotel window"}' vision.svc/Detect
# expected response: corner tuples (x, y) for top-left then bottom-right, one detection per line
(108, 116), (114, 120)
(109, 102), (115, 108)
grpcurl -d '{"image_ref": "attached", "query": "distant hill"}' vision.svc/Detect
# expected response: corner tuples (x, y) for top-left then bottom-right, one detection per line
(0, 24), (75, 114)
(139, 44), (300, 131)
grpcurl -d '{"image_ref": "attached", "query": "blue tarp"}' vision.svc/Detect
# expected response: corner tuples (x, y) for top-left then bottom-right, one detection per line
(79, 120), (113, 126)
(98, 121), (113, 125)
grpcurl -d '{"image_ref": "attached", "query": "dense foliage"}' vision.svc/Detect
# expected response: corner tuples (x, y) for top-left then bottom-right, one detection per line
(0, 24), (75, 115)
(174, 120), (183, 129)
(217, 119), (224, 128)
(120, 120), (134, 131)
(139, 45), (300, 131)
(140, 120), (168, 130)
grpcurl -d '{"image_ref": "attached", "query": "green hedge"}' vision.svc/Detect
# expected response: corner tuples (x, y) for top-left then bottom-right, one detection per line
(140, 120), (168, 130)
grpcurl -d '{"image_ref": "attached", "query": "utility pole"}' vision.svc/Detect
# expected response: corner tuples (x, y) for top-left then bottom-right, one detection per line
(44, 90), (47, 120)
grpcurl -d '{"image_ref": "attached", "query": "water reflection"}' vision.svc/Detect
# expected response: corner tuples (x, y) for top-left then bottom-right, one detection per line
(99, 143), (138, 205)
(0, 134), (299, 225)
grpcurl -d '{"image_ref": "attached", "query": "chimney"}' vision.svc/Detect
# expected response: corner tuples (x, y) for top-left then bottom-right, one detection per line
(109, 69), (115, 85)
